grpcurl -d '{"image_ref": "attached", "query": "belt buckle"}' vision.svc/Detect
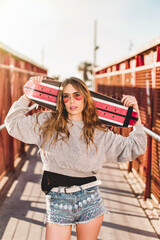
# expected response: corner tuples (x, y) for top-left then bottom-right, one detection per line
(64, 186), (71, 194)
(64, 186), (75, 194)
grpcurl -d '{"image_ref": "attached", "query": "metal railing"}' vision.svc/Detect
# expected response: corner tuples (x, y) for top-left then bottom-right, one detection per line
(143, 126), (160, 142)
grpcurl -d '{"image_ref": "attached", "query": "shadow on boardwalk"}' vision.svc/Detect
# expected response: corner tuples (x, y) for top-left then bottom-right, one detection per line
(0, 145), (159, 240)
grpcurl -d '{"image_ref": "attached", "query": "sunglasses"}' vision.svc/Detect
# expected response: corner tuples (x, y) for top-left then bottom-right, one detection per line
(63, 92), (83, 103)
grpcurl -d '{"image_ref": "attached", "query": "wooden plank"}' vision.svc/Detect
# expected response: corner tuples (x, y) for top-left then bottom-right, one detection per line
(13, 220), (30, 240)
(1, 217), (18, 240)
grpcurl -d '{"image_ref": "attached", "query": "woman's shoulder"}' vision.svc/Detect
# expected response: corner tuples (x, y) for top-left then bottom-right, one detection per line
(95, 126), (111, 136)
(40, 110), (53, 118)
(95, 124), (110, 133)
(35, 110), (53, 124)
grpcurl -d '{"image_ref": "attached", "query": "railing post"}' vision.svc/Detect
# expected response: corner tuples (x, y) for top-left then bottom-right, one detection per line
(9, 136), (15, 172)
(128, 162), (132, 172)
(144, 135), (152, 199)
(144, 66), (155, 200)
(8, 69), (15, 172)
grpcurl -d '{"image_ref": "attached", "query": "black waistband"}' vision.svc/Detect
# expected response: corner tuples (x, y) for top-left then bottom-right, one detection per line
(41, 171), (97, 194)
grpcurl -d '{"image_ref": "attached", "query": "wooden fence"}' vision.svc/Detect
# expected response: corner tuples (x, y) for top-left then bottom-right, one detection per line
(95, 39), (160, 203)
(0, 45), (47, 179)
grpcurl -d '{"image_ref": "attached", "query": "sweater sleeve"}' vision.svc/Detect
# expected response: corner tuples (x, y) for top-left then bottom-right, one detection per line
(4, 96), (49, 146)
(104, 124), (147, 162)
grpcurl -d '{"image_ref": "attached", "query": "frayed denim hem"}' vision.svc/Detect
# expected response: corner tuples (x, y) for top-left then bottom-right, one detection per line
(44, 210), (110, 226)
(44, 219), (75, 226)
(75, 210), (110, 225)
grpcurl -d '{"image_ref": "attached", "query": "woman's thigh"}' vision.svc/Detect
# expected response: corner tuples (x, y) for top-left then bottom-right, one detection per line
(76, 214), (104, 240)
(45, 222), (72, 240)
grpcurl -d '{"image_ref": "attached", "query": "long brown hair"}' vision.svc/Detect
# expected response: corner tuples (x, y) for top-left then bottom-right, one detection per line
(37, 77), (108, 149)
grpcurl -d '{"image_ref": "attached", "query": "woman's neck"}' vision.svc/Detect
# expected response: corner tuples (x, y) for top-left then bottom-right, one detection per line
(68, 114), (83, 122)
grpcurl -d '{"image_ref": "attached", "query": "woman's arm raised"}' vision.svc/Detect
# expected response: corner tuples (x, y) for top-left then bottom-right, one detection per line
(5, 76), (49, 146)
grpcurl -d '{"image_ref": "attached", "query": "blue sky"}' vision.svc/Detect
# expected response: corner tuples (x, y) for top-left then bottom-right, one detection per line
(0, 0), (160, 79)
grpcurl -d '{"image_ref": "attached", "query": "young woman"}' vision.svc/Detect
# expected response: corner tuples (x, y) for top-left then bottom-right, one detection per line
(5, 76), (147, 240)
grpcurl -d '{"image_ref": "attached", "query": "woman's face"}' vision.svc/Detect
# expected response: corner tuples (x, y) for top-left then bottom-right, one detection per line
(63, 84), (84, 121)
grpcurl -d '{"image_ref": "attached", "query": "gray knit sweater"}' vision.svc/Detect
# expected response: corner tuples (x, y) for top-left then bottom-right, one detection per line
(5, 96), (147, 177)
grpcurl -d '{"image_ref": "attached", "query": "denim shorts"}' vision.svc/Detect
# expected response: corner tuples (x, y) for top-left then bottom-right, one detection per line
(45, 186), (107, 225)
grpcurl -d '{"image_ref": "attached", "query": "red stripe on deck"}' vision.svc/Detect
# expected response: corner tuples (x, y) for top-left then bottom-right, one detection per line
(97, 109), (125, 124)
(129, 119), (137, 126)
(94, 100), (127, 116)
(131, 111), (138, 119)
(25, 81), (59, 96)
(24, 89), (57, 104)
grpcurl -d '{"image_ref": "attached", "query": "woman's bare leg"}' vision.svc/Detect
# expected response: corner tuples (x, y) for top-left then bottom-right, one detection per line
(45, 222), (72, 240)
(76, 215), (104, 240)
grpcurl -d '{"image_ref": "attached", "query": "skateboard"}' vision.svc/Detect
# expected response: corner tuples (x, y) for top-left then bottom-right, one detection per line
(24, 78), (138, 127)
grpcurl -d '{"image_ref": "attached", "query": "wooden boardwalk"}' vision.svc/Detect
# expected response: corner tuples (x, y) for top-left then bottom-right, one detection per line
(0, 145), (159, 240)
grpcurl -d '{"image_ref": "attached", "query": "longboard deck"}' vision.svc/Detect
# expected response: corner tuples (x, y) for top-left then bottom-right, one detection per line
(24, 78), (138, 127)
